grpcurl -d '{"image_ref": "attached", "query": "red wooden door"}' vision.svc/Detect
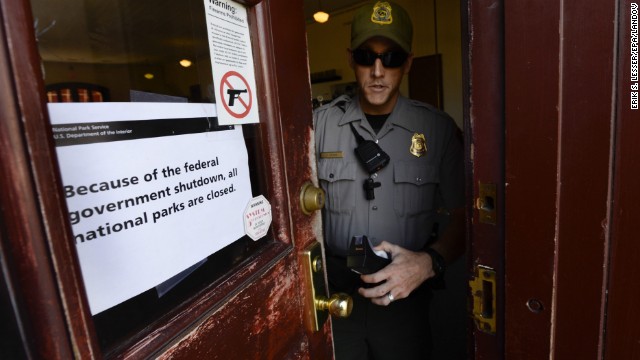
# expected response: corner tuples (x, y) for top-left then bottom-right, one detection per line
(0, 0), (335, 358)
(467, 0), (639, 358)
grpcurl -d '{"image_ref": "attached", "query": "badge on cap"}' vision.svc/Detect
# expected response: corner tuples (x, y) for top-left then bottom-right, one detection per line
(410, 133), (427, 157)
(371, 1), (393, 25)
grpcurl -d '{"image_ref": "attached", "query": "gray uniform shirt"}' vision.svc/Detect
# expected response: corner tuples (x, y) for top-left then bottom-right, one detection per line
(314, 95), (464, 257)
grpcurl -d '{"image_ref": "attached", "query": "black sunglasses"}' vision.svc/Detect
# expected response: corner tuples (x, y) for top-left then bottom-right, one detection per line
(352, 49), (409, 68)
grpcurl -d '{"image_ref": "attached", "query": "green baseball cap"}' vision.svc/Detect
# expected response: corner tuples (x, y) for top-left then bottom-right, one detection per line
(350, 1), (413, 53)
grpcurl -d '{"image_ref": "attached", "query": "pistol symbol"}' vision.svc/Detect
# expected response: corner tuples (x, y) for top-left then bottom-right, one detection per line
(227, 89), (247, 106)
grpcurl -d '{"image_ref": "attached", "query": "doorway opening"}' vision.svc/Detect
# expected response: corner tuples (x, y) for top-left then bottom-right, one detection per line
(303, 1), (469, 359)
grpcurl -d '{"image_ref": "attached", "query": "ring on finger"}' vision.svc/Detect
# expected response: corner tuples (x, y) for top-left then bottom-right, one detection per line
(387, 292), (395, 302)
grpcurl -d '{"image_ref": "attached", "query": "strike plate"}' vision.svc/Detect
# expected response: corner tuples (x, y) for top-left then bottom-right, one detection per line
(469, 264), (497, 334)
(476, 182), (497, 225)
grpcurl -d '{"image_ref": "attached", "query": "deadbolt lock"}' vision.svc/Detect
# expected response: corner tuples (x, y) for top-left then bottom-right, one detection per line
(302, 242), (353, 332)
(300, 181), (325, 215)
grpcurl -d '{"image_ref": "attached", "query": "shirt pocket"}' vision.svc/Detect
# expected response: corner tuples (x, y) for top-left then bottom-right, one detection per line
(318, 159), (357, 214)
(393, 161), (439, 217)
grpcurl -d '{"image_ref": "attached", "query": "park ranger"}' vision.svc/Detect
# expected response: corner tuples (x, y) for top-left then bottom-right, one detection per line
(313, 1), (465, 359)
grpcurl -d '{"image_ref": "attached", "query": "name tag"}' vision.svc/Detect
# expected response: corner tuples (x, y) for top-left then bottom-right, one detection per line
(320, 151), (344, 159)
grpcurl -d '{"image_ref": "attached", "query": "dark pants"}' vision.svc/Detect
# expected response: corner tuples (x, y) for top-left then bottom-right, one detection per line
(327, 256), (432, 360)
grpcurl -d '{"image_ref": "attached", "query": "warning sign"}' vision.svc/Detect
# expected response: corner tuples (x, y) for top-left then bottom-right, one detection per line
(244, 195), (272, 241)
(220, 71), (252, 119)
(204, 0), (260, 125)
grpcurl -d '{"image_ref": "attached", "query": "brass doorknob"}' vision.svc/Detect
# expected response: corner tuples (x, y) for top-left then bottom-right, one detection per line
(302, 242), (352, 332)
(315, 293), (353, 318)
(300, 181), (325, 215)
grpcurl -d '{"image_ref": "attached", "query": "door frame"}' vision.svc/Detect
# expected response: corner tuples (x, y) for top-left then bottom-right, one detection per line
(602, 0), (640, 358)
(0, 0), (93, 356)
(463, 0), (505, 358)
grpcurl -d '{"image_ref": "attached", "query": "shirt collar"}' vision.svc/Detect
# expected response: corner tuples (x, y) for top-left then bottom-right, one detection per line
(337, 95), (419, 134)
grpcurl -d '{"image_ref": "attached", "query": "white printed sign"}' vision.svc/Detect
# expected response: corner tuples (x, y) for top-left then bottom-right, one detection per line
(204, 0), (260, 125)
(49, 102), (252, 315)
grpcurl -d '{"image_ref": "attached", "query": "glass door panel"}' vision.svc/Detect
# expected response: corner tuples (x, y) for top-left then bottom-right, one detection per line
(30, 0), (272, 352)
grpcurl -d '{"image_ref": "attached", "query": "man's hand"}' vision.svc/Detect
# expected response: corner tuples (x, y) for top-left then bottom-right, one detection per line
(357, 241), (436, 306)
(358, 207), (465, 306)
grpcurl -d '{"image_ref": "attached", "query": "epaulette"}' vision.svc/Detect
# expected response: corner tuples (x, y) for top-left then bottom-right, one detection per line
(407, 98), (454, 120)
(316, 94), (351, 114)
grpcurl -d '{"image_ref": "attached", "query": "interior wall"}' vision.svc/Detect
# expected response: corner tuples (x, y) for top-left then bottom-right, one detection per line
(42, 59), (206, 102)
(306, 0), (463, 127)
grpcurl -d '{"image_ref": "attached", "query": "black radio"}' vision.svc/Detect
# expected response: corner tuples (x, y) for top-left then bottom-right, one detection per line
(354, 140), (390, 175)
(348, 122), (390, 200)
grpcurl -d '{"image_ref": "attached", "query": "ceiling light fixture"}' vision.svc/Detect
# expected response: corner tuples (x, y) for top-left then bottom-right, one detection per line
(313, 11), (329, 23)
(144, 73), (154, 80)
(179, 59), (192, 68)
(313, 0), (329, 23)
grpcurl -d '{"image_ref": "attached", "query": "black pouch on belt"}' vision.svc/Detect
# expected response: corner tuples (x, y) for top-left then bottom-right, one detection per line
(324, 249), (362, 294)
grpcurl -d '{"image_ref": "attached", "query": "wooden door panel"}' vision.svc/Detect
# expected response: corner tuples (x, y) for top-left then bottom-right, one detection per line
(504, 2), (560, 355)
(0, 0), (332, 358)
(551, 1), (615, 357)
(504, 0), (616, 357)
(158, 257), (307, 359)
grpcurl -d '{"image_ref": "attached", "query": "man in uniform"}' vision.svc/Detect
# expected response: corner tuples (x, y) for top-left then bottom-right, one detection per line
(313, 1), (465, 359)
